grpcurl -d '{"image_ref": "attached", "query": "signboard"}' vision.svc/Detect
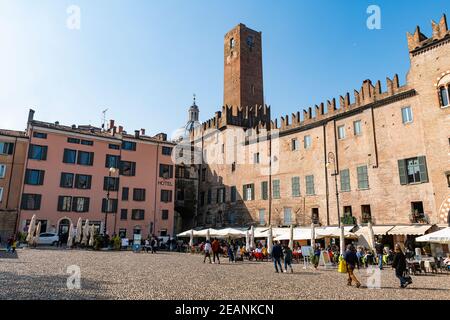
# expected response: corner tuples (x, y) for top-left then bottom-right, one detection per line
(121, 238), (129, 248)
(301, 246), (313, 257)
(158, 181), (173, 186)
(319, 250), (333, 268)
(133, 234), (142, 245)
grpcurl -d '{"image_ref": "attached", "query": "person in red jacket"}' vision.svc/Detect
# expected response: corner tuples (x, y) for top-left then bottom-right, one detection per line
(211, 238), (221, 264)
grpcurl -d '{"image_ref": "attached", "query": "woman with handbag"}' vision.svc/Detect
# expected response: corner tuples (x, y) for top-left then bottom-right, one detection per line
(392, 243), (412, 288)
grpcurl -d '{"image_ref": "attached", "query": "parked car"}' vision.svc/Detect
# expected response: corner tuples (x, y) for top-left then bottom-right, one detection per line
(37, 233), (59, 246)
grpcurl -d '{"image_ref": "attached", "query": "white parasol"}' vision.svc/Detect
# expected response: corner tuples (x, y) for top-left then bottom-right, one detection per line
(267, 225), (273, 255)
(67, 223), (74, 248)
(206, 228), (210, 242)
(81, 219), (90, 245)
(89, 225), (95, 246)
(26, 214), (37, 243)
(310, 223), (315, 248)
(75, 217), (82, 244)
(33, 221), (41, 246)
(289, 224), (294, 250)
(340, 225), (345, 255)
(250, 226), (255, 250)
(189, 229), (194, 248)
(245, 230), (250, 252)
(367, 221), (376, 251)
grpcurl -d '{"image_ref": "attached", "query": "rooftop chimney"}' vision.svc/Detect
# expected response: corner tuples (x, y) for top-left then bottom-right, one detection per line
(141, 128), (146, 136)
(135, 130), (140, 138)
(154, 133), (167, 141)
(71, 125), (76, 129)
(55, 121), (60, 126)
(118, 126), (124, 133)
(28, 109), (35, 123)
(109, 120), (115, 130)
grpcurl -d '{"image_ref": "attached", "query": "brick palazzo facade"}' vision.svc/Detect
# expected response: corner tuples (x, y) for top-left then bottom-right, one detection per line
(188, 17), (450, 231)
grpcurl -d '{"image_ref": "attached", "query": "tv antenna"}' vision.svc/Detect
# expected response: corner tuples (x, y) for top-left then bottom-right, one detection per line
(101, 108), (108, 130)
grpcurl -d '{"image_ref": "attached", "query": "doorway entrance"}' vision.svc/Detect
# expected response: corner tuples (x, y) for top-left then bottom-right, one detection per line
(58, 219), (71, 244)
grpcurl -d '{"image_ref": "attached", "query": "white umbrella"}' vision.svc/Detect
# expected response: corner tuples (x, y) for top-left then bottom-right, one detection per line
(33, 221), (41, 246)
(340, 225), (345, 255)
(250, 226), (255, 250)
(189, 229), (194, 248)
(67, 223), (74, 248)
(89, 225), (95, 246)
(289, 224), (294, 250)
(206, 228), (211, 242)
(81, 219), (90, 245)
(267, 226), (273, 255)
(310, 223), (315, 248)
(26, 214), (37, 243)
(245, 230), (250, 252)
(75, 217), (82, 243)
(416, 227), (450, 244)
(368, 221), (376, 250)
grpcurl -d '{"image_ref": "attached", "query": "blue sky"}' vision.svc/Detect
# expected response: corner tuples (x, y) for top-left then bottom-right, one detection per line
(0, 0), (449, 137)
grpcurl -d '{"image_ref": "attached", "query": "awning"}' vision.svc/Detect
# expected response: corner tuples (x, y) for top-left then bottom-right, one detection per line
(355, 225), (395, 236)
(275, 228), (311, 241)
(387, 225), (432, 236)
(254, 227), (286, 238)
(316, 226), (356, 238)
(415, 227), (450, 244)
(211, 228), (246, 238)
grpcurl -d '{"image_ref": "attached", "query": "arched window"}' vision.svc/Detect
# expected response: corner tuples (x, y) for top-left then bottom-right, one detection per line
(230, 38), (235, 49)
(436, 72), (450, 108)
(439, 86), (449, 107)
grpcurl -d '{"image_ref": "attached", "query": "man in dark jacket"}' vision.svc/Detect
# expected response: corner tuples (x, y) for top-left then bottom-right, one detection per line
(272, 241), (283, 273)
(344, 244), (361, 288)
(392, 243), (412, 288)
(375, 241), (384, 270)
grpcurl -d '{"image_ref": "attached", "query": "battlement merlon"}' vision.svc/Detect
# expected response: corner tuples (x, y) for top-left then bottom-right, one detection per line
(408, 14), (449, 55)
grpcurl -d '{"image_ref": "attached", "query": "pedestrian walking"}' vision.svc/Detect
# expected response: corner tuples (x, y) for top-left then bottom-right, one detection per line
(272, 241), (283, 273)
(212, 238), (221, 264)
(151, 237), (157, 254)
(375, 241), (384, 270)
(392, 243), (412, 288)
(344, 244), (361, 288)
(228, 241), (235, 263)
(203, 240), (212, 264)
(283, 245), (294, 273)
(144, 238), (151, 253)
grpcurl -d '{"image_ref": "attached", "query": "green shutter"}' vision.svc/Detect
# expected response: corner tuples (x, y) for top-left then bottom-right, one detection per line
(398, 159), (407, 185)
(251, 184), (255, 200)
(243, 185), (246, 200)
(418, 156), (429, 183)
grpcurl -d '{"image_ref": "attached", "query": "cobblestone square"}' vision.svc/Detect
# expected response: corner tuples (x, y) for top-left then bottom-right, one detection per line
(1, 249), (449, 300)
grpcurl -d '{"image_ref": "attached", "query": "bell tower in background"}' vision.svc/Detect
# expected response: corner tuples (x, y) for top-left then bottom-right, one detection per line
(223, 24), (264, 115)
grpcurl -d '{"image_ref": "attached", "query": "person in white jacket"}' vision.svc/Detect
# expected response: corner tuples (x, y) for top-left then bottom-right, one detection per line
(203, 240), (212, 264)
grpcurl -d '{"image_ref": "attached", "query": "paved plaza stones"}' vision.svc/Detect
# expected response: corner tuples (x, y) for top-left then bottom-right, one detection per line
(0, 248), (449, 300)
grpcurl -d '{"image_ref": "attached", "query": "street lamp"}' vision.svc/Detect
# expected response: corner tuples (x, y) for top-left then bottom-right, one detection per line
(326, 152), (341, 228)
(104, 167), (117, 236)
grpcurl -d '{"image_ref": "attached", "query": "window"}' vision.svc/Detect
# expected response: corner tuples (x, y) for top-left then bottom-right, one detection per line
(122, 187), (129, 201)
(230, 38), (235, 49)
(291, 139), (299, 151)
(122, 141), (136, 151)
(259, 209), (265, 225)
(25, 169), (45, 185)
(207, 189), (212, 204)
(0, 187), (3, 202)
(230, 186), (237, 203)
(57, 196), (72, 212)
(21, 194), (41, 210)
(338, 125), (345, 139)
(77, 151), (94, 166)
(243, 184), (254, 201)
(231, 162), (236, 172)
(81, 140), (93, 146)
(311, 208), (319, 224)
(357, 165), (369, 190)
(104, 177), (119, 191)
(162, 210), (169, 220)
(75, 174), (92, 189)
(33, 132), (47, 139)
(162, 146), (172, 156)
(217, 188), (225, 204)
(411, 202), (425, 223)
(28, 145), (47, 160)
(0, 164), (6, 178)
(304, 135), (311, 149)
(361, 205), (372, 223)
(398, 156), (428, 185)
(305, 175), (315, 195)
(247, 35), (254, 47)
(201, 168), (207, 181)
(161, 190), (172, 203)
(133, 188), (146, 201)
(340, 169), (351, 192)
(101, 198), (118, 213)
(272, 180), (280, 199)
(291, 177), (300, 197)
(343, 206), (352, 216)
(62, 149), (77, 164)
(118, 229), (127, 238)
(67, 137), (80, 144)
(131, 209), (145, 220)
(283, 208), (292, 225)
(72, 197), (90, 212)
(254, 153), (260, 164)
(120, 209), (128, 220)
(120, 161), (136, 176)
(353, 120), (362, 136)
(261, 181), (268, 200)
(60, 173), (74, 188)
(159, 164), (173, 179)
(401, 106), (413, 124)
(105, 155), (120, 169)
(447, 173), (450, 188)
(439, 86), (449, 107)
(200, 191), (205, 206)
(0, 142), (14, 155)
(109, 144), (120, 150)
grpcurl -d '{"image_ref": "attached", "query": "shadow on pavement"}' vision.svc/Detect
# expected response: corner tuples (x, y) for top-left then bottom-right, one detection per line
(0, 251), (19, 259)
(0, 271), (112, 300)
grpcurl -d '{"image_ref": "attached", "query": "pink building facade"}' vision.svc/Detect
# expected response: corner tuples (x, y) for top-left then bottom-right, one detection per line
(18, 110), (175, 240)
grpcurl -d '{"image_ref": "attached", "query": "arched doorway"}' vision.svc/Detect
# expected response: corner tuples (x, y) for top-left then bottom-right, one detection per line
(58, 218), (71, 244)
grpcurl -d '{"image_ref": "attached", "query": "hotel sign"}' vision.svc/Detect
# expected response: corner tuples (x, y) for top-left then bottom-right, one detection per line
(158, 180), (173, 186)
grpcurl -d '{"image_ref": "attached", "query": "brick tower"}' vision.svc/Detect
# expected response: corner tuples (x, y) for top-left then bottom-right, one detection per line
(224, 24), (264, 115)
